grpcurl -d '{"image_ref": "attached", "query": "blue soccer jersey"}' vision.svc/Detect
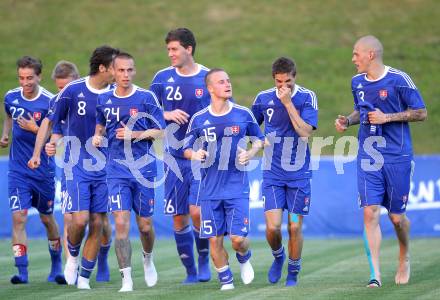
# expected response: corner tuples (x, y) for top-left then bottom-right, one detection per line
(351, 66), (426, 163)
(184, 101), (265, 200)
(251, 85), (318, 181)
(96, 85), (166, 179)
(150, 64), (211, 158)
(4, 86), (55, 179)
(47, 77), (112, 180)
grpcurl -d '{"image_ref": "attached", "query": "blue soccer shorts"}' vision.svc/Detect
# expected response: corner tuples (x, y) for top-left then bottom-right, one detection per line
(200, 198), (250, 238)
(164, 157), (200, 215)
(8, 172), (55, 215)
(107, 178), (155, 217)
(64, 177), (108, 213)
(357, 160), (413, 214)
(262, 178), (311, 215)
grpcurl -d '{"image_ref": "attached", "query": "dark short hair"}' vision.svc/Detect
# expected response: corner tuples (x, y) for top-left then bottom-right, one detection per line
(16, 56), (42, 75)
(204, 68), (225, 86)
(272, 57), (297, 78)
(51, 60), (80, 80)
(89, 45), (120, 75)
(165, 28), (196, 56)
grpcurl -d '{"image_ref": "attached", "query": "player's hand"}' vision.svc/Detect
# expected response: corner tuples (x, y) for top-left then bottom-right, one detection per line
(368, 109), (388, 124)
(238, 147), (250, 165)
(17, 113), (39, 134)
(335, 115), (348, 132)
(45, 142), (56, 156)
(92, 135), (104, 147)
(0, 134), (9, 148)
(115, 121), (135, 140)
(192, 149), (209, 161)
(27, 156), (41, 169)
(164, 109), (190, 125)
(278, 86), (292, 107)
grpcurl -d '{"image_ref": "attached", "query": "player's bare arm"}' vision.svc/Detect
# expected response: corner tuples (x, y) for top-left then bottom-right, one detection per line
(368, 108), (427, 124)
(163, 109), (190, 125)
(183, 148), (208, 161)
(238, 139), (264, 165)
(114, 121), (163, 141)
(17, 113), (39, 134)
(92, 124), (105, 147)
(27, 117), (53, 169)
(45, 133), (62, 156)
(0, 115), (12, 148)
(335, 110), (360, 132)
(278, 86), (313, 137)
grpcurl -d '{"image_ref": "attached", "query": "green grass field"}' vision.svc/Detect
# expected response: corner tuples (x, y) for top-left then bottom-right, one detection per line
(0, 238), (439, 299)
(0, 0), (439, 155)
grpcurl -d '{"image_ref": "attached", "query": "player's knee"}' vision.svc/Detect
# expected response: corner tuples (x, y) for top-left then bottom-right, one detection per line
(288, 221), (302, 235)
(266, 223), (281, 234)
(230, 236), (246, 251)
(12, 211), (27, 227)
(137, 221), (152, 236)
(72, 216), (88, 231)
(39, 214), (53, 227)
(389, 214), (405, 228)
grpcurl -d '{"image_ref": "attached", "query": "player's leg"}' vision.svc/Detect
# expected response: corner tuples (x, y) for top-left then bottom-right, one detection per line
(286, 214), (304, 286)
(114, 210), (133, 292)
(9, 176), (31, 284)
(384, 161), (412, 285)
(39, 213), (63, 282)
(77, 180), (109, 289)
(133, 179), (157, 287)
(227, 198), (254, 285)
(165, 159), (197, 283)
(35, 177), (64, 283)
(210, 235), (234, 290)
(358, 161), (384, 287)
(285, 179), (311, 286)
(263, 182), (287, 283)
(63, 213), (72, 260)
(363, 205), (382, 286)
(190, 180), (210, 282)
(11, 210), (29, 284)
(96, 213), (112, 282)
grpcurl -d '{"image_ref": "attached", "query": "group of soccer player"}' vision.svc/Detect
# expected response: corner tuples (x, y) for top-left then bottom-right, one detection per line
(1, 27), (427, 292)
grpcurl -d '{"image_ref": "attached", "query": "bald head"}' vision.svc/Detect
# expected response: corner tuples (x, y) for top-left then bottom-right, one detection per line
(355, 35), (384, 61)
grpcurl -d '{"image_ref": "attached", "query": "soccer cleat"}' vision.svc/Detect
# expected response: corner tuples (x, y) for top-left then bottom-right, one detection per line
(220, 283), (235, 291)
(285, 274), (298, 287)
(54, 274), (67, 285)
(64, 256), (79, 285)
(10, 274), (28, 284)
(182, 274), (198, 285)
(197, 256), (211, 282)
(268, 252), (286, 284)
(367, 278), (381, 288)
(119, 283), (133, 292)
(77, 275), (91, 289)
(239, 260), (254, 285)
(143, 256), (158, 287)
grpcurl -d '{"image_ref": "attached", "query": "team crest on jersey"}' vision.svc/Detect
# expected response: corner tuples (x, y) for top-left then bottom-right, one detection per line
(149, 199), (154, 206)
(379, 89), (388, 100)
(244, 217), (249, 225)
(231, 125), (240, 135)
(130, 108), (138, 117)
(195, 88), (204, 98)
(304, 197), (310, 206)
(402, 195), (408, 203)
(33, 112), (42, 121)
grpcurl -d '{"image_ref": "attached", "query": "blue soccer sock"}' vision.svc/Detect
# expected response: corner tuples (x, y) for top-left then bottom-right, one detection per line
(193, 228), (210, 282)
(48, 238), (63, 281)
(216, 265), (234, 286)
(174, 225), (197, 282)
(80, 257), (97, 279)
(236, 250), (252, 264)
(11, 244), (28, 284)
(286, 257), (301, 286)
(268, 245), (286, 284)
(96, 240), (111, 282)
(67, 238), (81, 257)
